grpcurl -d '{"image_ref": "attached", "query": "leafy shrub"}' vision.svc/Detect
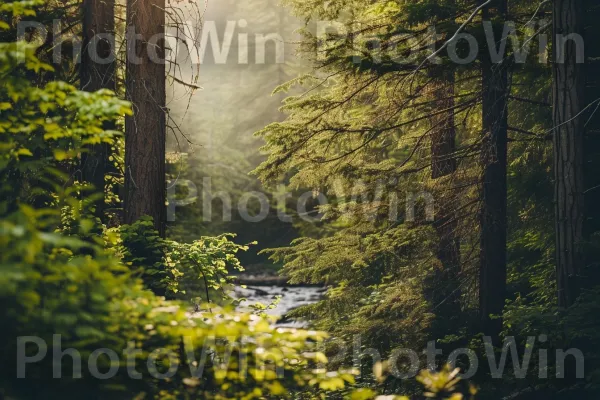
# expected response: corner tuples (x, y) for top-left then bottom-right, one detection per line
(117, 216), (248, 303)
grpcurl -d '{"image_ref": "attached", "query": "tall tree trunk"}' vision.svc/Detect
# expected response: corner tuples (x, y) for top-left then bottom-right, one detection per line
(124, 0), (167, 236)
(80, 0), (116, 218)
(583, 0), (600, 289)
(553, 0), (585, 308)
(428, 68), (461, 324)
(479, 0), (509, 339)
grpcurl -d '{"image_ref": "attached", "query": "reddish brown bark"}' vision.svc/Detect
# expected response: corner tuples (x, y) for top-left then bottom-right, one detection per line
(124, 0), (167, 236)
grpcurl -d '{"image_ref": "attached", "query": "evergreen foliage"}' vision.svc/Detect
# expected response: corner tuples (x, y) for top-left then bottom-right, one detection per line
(253, 0), (600, 398)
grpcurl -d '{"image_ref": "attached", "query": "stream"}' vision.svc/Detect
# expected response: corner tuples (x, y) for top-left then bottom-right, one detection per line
(232, 283), (324, 328)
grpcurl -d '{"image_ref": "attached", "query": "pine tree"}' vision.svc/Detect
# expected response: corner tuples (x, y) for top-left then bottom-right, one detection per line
(254, 0), (481, 359)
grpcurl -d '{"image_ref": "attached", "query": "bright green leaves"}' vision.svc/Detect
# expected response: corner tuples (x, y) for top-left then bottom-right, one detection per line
(119, 216), (249, 302)
(0, 40), (130, 173)
(0, 0), (43, 19)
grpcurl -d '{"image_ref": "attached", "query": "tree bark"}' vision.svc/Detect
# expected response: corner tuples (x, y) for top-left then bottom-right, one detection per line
(582, 0), (600, 289)
(80, 0), (116, 218)
(479, 0), (509, 339)
(428, 68), (461, 321)
(431, 70), (458, 180)
(553, 0), (585, 308)
(124, 0), (167, 236)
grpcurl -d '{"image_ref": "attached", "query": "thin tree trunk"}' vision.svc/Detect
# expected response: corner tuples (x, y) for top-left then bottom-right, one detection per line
(479, 0), (509, 339)
(553, 0), (585, 308)
(80, 0), (116, 219)
(429, 68), (461, 321)
(124, 0), (167, 236)
(431, 71), (457, 180)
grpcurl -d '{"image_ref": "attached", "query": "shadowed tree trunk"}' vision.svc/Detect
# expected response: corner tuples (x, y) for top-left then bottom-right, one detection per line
(582, 0), (600, 290)
(553, 0), (585, 308)
(428, 67), (461, 327)
(80, 0), (116, 219)
(431, 71), (458, 181)
(479, 0), (509, 339)
(124, 0), (167, 236)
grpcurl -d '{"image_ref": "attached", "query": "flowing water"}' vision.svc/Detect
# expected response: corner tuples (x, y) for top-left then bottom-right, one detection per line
(233, 284), (324, 328)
